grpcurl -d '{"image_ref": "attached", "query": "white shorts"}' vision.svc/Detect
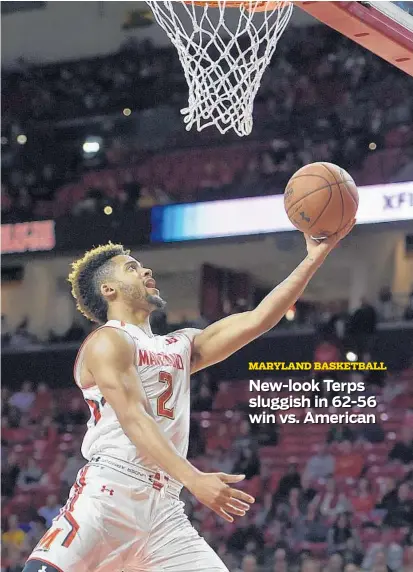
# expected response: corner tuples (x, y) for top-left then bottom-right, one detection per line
(25, 454), (228, 572)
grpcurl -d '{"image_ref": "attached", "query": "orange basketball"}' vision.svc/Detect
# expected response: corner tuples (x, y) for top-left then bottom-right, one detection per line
(284, 162), (359, 238)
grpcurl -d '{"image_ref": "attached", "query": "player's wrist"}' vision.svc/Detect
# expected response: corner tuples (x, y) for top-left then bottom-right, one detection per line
(303, 253), (325, 270)
(179, 464), (202, 490)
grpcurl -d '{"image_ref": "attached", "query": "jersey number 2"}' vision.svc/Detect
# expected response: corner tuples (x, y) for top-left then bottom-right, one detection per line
(157, 371), (174, 419)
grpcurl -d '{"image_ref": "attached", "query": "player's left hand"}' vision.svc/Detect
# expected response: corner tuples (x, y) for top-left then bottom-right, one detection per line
(304, 218), (356, 263)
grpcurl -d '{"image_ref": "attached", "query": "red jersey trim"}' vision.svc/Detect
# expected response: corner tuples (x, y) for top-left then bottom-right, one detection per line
(170, 329), (202, 368)
(74, 324), (138, 389)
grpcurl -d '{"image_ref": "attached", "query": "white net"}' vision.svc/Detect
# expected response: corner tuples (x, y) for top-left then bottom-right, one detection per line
(147, 0), (293, 137)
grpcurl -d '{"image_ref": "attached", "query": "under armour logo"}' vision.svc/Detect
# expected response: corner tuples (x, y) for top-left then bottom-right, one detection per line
(165, 337), (178, 345)
(101, 485), (114, 495)
(150, 472), (169, 491)
(38, 566), (47, 572)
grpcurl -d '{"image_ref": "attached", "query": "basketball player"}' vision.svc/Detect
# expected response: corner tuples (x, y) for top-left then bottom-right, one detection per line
(23, 220), (354, 572)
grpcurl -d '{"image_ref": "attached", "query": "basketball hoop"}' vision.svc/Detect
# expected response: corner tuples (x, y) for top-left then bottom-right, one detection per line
(147, 0), (293, 136)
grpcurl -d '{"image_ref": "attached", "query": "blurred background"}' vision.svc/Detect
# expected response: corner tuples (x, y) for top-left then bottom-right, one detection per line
(1, 2), (413, 571)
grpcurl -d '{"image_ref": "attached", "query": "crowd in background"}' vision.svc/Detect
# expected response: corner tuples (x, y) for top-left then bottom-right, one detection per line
(2, 286), (413, 353)
(2, 365), (413, 571)
(2, 26), (413, 221)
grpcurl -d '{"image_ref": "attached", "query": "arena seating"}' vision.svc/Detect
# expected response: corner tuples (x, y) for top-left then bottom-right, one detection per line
(2, 26), (412, 221)
(2, 368), (413, 570)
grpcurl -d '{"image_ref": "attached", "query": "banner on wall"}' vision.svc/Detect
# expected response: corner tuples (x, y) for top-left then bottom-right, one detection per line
(1, 220), (56, 254)
(151, 182), (413, 242)
(2, 182), (412, 254)
(1, 211), (152, 255)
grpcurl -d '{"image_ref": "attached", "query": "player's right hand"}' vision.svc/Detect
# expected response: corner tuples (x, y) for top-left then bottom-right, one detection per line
(187, 472), (255, 522)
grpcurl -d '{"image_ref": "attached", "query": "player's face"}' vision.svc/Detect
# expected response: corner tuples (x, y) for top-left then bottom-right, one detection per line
(112, 255), (166, 311)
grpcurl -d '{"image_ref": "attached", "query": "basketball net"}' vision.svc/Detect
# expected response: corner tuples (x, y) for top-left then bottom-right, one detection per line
(147, 1), (293, 137)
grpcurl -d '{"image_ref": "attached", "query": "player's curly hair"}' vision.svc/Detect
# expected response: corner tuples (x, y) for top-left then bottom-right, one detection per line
(68, 242), (130, 324)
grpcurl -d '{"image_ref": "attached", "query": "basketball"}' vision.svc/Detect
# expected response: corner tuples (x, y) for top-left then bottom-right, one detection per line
(284, 162), (359, 238)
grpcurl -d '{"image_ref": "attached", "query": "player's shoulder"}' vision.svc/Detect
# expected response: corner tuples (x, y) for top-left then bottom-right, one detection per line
(82, 324), (136, 358)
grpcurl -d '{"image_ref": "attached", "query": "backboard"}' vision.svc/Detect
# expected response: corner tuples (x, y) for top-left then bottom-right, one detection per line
(297, 1), (413, 76)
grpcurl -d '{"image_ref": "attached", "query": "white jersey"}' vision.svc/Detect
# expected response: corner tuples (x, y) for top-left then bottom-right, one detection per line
(74, 320), (201, 473)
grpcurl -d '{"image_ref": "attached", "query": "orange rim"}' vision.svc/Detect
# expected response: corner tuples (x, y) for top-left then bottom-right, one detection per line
(182, 1), (286, 11)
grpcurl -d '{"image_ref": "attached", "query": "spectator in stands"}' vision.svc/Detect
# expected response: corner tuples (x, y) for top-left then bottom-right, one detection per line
(319, 477), (350, 518)
(209, 446), (237, 474)
(334, 441), (364, 479)
(26, 515), (47, 546)
(6, 405), (22, 430)
(4, 547), (28, 572)
(343, 565), (360, 572)
(251, 417), (279, 447)
(378, 286), (394, 322)
(137, 187), (159, 209)
(278, 487), (307, 525)
(1, 386), (11, 416)
(54, 396), (87, 431)
(227, 521), (264, 557)
(347, 298), (377, 359)
(72, 188), (102, 216)
(375, 477), (398, 511)
(327, 424), (355, 444)
(383, 483), (413, 528)
(276, 463), (301, 500)
(342, 537), (363, 567)
(206, 424), (231, 452)
(254, 492), (275, 528)
(265, 519), (291, 555)
(233, 448), (261, 480)
(327, 514), (357, 555)
(382, 375), (408, 404)
(33, 415), (58, 454)
(292, 502), (329, 545)
(300, 558), (321, 572)
(358, 419), (385, 444)
(9, 319), (35, 348)
(17, 457), (43, 489)
(213, 381), (231, 410)
(2, 514), (27, 551)
(300, 474), (318, 506)
(60, 450), (85, 487)
(272, 547), (288, 572)
(192, 384), (213, 412)
(388, 426), (413, 464)
(304, 444), (335, 481)
(349, 477), (375, 516)
(239, 554), (258, 572)
(324, 553), (345, 572)
(42, 452), (69, 487)
(362, 543), (402, 572)
(1, 451), (20, 498)
(38, 494), (61, 527)
(8, 381), (35, 413)
(29, 382), (52, 420)
(405, 545), (413, 572)
(187, 416), (205, 458)
(314, 338), (341, 364)
(234, 419), (254, 453)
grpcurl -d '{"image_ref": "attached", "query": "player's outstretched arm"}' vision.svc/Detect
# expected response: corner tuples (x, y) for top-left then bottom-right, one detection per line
(84, 327), (254, 522)
(191, 219), (355, 373)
